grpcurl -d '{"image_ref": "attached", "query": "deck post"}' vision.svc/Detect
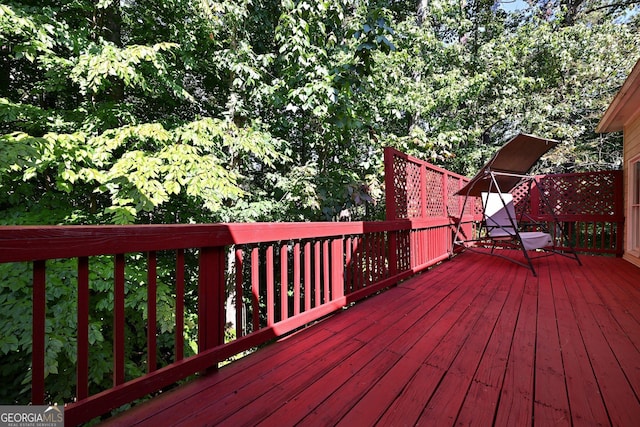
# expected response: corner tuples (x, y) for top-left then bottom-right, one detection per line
(614, 170), (625, 256)
(421, 164), (427, 219)
(384, 147), (396, 220)
(529, 179), (541, 219)
(198, 247), (225, 361)
(442, 171), (449, 218)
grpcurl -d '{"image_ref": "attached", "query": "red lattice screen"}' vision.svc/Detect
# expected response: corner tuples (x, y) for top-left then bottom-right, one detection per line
(385, 147), (624, 256)
(511, 171), (623, 221)
(535, 172), (622, 218)
(524, 171), (623, 255)
(384, 147), (472, 221)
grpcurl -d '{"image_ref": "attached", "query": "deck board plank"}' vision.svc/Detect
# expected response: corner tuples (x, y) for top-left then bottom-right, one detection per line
(187, 286), (422, 426)
(533, 260), (571, 426)
(200, 337), (367, 427)
(336, 255), (491, 426)
(588, 303), (640, 398)
(560, 257), (640, 426)
(293, 260), (485, 426)
(581, 257), (640, 349)
(254, 276), (460, 426)
(552, 256), (612, 426)
(455, 262), (523, 426)
(101, 252), (640, 427)
(493, 268), (537, 426)
(375, 257), (500, 426)
(296, 349), (402, 426)
(418, 261), (514, 425)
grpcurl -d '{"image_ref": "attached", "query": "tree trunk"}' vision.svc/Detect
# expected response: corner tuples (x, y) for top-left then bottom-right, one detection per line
(93, 2), (124, 103)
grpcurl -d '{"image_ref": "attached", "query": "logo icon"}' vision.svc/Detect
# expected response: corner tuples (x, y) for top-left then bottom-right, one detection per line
(0, 405), (64, 427)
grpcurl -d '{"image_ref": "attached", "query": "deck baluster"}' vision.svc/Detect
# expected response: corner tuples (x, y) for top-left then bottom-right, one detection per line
(77, 257), (89, 400)
(32, 260), (46, 405)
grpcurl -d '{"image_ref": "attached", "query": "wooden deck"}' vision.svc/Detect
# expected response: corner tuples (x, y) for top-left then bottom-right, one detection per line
(103, 250), (640, 426)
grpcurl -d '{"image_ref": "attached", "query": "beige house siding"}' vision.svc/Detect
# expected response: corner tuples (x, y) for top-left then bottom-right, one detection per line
(625, 112), (640, 160)
(624, 113), (640, 267)
(596, 58), (640, 268)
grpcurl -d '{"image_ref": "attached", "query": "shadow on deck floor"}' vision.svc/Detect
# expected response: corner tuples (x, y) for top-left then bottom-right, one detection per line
(103, 250), (640, 426)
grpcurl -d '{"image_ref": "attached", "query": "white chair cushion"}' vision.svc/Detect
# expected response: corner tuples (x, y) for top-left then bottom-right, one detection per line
(482, 192), (552, 250)
(519, 231), (553, 250)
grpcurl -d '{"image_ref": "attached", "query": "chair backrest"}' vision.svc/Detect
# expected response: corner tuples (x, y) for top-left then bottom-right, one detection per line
(482, 192), (517, 237)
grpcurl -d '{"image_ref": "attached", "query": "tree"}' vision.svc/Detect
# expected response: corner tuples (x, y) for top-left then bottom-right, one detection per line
(0, 1), (287, 225)
(0, 0), (286, 406)
(366, 0), (639, 175)
(264, 0), (398, 220)
(527, 0), (640, 26)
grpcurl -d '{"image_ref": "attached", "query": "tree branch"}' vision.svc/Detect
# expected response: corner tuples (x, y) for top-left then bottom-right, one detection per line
(584, 0), (640, 15)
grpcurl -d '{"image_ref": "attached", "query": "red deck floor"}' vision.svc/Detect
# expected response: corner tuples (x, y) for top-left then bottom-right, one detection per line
(103, 250), (640, 426)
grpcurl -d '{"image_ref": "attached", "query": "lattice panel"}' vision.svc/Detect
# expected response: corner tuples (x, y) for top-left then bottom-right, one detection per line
(391, 156), (409, 219)
(405, 161), (423, 218)
(537, 172), (620, 217)
(385, 147), (472, 220)
(446, 175), (460, 216)
(444, 176), (475, 217)
(391, 156), (423, 219)
(511, 181), (532, 218)
(425, 169), (444, 217)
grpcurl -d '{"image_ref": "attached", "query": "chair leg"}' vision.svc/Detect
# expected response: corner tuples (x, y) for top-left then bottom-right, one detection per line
(521, 248), (537, 277)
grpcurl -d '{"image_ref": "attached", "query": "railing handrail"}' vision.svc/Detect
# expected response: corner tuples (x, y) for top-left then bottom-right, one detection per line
(0, 219), (455, 263)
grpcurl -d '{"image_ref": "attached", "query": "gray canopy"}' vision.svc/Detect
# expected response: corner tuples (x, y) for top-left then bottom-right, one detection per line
(456, 133), (558, 197)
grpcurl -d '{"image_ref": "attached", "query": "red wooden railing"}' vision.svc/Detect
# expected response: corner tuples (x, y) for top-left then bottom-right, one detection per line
(511, 170), (625, 256)
(384, 147), (624, 255)
(0, 148), (623, 426)
(0, 219), (456, 425)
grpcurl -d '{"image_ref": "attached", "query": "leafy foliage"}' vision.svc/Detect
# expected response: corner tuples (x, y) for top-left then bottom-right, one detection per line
(369, 0), (639, 175)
